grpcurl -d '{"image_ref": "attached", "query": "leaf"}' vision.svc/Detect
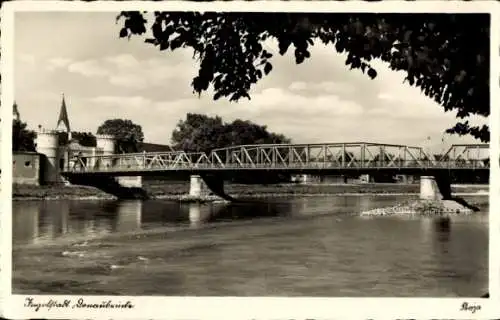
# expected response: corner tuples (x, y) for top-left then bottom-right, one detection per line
(159, 42), (169, 51)
(264, 62), (273, 75)
(256, 69), (263, 79)
(367, 68), (377, 79)
(296, 54), (305, 64)
(262, 50), (273, 59)
(119, 28), (128, 38)
(171, 37), (183, 50)
(278, 38), (292, 55)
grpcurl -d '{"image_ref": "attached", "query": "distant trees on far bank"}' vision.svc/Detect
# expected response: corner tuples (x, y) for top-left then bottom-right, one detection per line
(58, 131), (97, 147)
(170, 113), (291, 153)
(97, 119), (144, 153)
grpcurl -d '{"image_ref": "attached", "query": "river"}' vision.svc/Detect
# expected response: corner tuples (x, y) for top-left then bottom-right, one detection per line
(12, 195), (489, 296)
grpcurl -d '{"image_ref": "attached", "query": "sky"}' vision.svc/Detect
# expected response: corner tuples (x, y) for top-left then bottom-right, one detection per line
(14, 11), (487, 153)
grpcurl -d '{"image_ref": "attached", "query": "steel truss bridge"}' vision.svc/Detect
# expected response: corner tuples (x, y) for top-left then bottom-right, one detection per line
(62, 142), (489, 177)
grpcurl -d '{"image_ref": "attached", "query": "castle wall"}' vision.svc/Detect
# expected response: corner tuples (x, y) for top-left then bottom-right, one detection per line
(12, 152), (42, 185)
(27, 125), (147, 192)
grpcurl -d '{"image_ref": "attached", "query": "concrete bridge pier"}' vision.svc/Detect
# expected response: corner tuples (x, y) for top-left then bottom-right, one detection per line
(419, 176), (441, 200)
(301, 174), (309, 184)
(117, 176), (143, 188)
(419, 175), (480, 212)
(189, 175), (209, 198)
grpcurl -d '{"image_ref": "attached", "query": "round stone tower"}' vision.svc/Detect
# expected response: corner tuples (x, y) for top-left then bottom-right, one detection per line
(36, 129), (60, 184)
(96, 134), (116, 168)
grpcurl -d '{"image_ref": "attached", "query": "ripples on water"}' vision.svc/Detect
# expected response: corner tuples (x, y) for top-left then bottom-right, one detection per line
(12, 195), (488, 297)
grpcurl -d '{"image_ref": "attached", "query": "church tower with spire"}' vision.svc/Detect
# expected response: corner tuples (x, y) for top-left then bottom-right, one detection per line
(35, 94), (72, 184)
(28, 93), (117, 185)
(56, 93), (71, 141)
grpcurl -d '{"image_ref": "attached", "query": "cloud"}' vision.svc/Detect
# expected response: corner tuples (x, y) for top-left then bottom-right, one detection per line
(249, 87), (364, 117)
(105, 54), (139, 69)
(377, 92), (397, 102)
(63, 54), (196, 90)
(47, 57), (73, 71)
(109, 74), (148, 89)
(373, 88), (451, 119)
(289, 81), (355, 95)
(88, 95), (153, 109)
(84, 86), (366, 145)
(314, 81), (355, 95)
(68, 59), (109, 77)
(289, 81), (307, 91)
(139, 57), (197, 84)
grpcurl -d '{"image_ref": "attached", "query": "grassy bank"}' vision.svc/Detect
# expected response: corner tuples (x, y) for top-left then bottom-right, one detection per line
(13, 184), (116, 200)
(146, 181), (421, 197)
(12, 180), (489, 201)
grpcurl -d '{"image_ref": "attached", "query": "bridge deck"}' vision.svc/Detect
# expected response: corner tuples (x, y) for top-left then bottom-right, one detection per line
(62, 142), (490, 175)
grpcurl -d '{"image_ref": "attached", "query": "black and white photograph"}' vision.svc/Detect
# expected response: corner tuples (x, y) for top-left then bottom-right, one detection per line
(1, 1), (498, 318)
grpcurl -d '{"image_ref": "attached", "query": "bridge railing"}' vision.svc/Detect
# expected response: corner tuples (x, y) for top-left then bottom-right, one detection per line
(65, 156), (489, 173)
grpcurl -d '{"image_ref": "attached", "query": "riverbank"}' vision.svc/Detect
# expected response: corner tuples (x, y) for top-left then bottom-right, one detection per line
(12, 181), (489, 201)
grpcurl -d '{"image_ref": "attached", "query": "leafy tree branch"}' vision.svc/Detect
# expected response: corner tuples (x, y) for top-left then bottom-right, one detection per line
(117, 12), (490, 142)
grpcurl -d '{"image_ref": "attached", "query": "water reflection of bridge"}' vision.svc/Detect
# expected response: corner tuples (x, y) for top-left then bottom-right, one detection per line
(12, 196), (488, 246)
(12, 199), (318, 244)
(13, 200), (256, 244)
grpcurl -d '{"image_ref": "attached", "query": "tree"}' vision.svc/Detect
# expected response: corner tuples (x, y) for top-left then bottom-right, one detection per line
(57, 131), (97, 147)
(171, 113), (291, 153)
(72, 132), (97, 147)
(117, 12), (489, 142)
(97, 119), (144, 153)
(171, 113), (228, 153)
(225, 119), (291, 146)
(12, 119), (36, 152)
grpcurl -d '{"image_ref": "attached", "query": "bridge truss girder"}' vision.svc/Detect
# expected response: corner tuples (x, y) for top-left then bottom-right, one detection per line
(441, 144), (490, 167)
(209, 143), (433, 169)
(66, 142), (490, 173)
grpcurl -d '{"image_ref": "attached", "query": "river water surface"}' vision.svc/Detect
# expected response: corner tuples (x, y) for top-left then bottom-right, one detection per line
(12, 195), (488, 296)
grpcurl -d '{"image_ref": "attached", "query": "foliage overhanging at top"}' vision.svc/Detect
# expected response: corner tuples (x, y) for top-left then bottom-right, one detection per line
(117, 11), (490, 142)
